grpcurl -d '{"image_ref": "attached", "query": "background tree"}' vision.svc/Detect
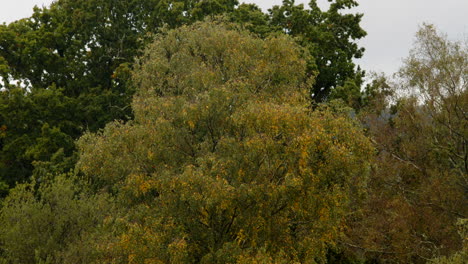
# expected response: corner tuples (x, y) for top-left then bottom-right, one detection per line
(0, 174), (114, 264)
(269, 0), (367, 102)
(76, 21), (374, 263)
(228, 3), (271, 37)
(344, 24), (467, 263)
(0, 86), (76, 189)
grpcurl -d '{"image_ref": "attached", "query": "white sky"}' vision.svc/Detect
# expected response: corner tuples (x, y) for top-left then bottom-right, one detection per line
(1, 0), (467, 76)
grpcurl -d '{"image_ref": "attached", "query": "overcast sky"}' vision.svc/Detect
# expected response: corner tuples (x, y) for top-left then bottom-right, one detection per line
(1, 0), (467, 76)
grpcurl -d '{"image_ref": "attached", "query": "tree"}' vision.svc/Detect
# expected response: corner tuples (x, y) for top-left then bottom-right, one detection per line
(228, 3), (271, 37)
(0, 174), (114, 263)
(399, 24), (467, 184)
(345, 24), (467, 263)
(269, 0), (367, 102)
(0, 86), (77, 187)
(76, 21), (374, 263)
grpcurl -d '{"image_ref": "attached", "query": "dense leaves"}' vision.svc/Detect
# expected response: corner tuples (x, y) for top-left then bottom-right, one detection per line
(0, 0), (239, 189)
(269, 0), (366, 102)
(345, 25), (468, 263)
(0, 86), (76, 188)
(0, 174), (114, 263)
(0, 1), (465, 263)
(75, 22), (373, 263)
(0, 0), (367, 189)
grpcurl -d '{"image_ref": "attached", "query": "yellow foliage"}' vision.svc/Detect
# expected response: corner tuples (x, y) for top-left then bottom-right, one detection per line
(76, 21), (374, 263)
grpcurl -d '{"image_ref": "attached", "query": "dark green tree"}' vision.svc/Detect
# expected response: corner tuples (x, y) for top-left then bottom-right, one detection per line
(269, 0), (367, 102)
(228, 3), (271, 37)
(0, 86), (76, 187)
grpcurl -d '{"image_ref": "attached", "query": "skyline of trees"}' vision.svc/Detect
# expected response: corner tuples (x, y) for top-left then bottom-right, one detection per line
(0, 1), (466, 263)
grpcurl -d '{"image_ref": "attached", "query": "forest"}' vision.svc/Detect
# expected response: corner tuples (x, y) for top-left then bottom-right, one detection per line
(0, 0), (466, 263)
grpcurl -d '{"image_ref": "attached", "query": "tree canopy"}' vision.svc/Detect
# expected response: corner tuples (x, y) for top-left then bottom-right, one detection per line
(0, 0), (240, 189)
(0, 1), (465, 263)
(73, 21), (373, 263)
(268, 0), (366, 102)
(345, 24), (468, 263)
(0, 0), (366, 191)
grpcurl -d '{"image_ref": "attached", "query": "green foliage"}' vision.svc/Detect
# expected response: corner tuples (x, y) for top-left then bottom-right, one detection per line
(0, 0), (240, 189)
(229, 3), (271, 37)
(2, 4), (461, 264)
(0, 0), (239, 95)
(329, 78), (363, 110)
(77, 21), (373, 263)
(0, 0), (367, 191)
(0, 86), (77, 186)
(0, 174), (114, 264)
(268, 0), (367, 102)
